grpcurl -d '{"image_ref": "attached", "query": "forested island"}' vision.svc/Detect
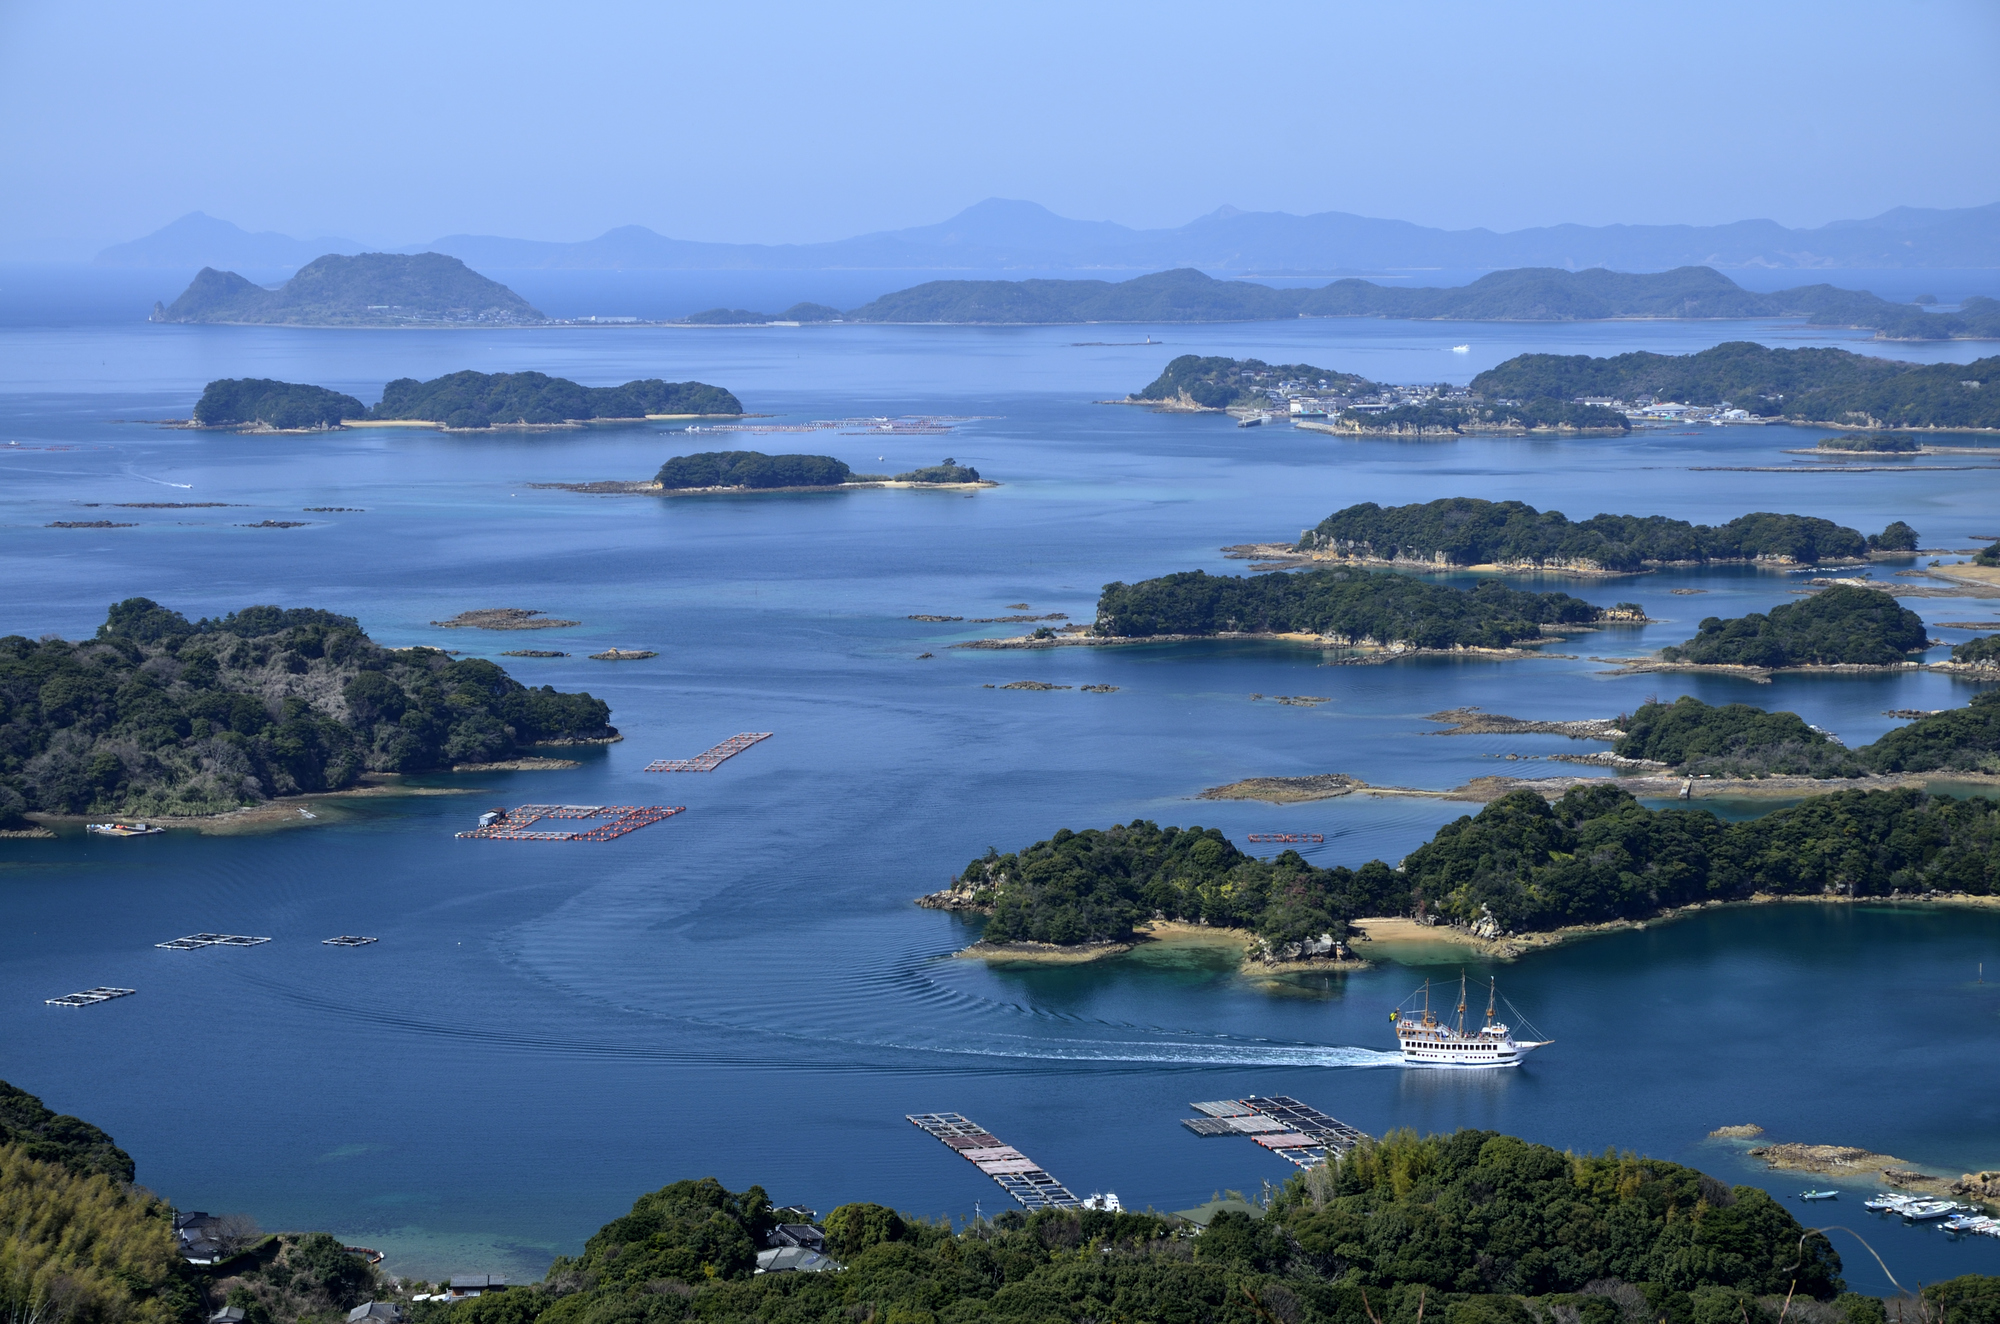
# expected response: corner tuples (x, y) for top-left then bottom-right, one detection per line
(1327, 400), (1630, 436)
(1295, 498), (1890, 572)
(0, 598), (614, 825)
(1616, 691), (2000, 777)
(151, 253), (547, 327)
(681, 302), (840, 324)
(1658, 585), (1930, 667)
(1818, 433), (1921, 452)
(656, 450), (851, 489)
(1472, 342), (2000, 430)
(188, 371), (742, 430)
(928, 778), (1998, 951)
(838, 263), (1998, 338)
(1130, 355), (1375, 409)
(1092, 568), (1606, 650)
(20, 1070), (1973, 1324)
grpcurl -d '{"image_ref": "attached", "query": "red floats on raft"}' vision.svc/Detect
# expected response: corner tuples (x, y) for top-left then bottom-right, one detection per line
(457, 804), (684, 841)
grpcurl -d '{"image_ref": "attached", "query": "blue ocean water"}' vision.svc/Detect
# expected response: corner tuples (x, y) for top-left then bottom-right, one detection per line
(1, 287), (1997, 1290)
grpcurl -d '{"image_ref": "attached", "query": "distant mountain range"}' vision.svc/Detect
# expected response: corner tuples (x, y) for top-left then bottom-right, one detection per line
(96, 198), (2000, 273)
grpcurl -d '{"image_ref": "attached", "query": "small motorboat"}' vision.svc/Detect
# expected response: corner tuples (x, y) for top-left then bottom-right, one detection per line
(1798, 1190), (1839, 1201)
(1903, 1200), (1962, 1221)
(1864, 1193), (1912, 1212)
(86, 821), (164, 837)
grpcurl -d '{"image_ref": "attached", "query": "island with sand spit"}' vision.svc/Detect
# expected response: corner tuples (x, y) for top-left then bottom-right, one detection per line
(0, 598), (618, 834)
(188, 370), (742, 432)
(543, 451), (996, 497)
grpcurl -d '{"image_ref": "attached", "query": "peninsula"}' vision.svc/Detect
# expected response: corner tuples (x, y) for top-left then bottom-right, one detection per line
(187, 371), (743, 430)
(1656, 584), (1931, 667)
(0, 598), (616, 827)
(8, 1073), (1922, 1324)
(151, 252), (547, 327)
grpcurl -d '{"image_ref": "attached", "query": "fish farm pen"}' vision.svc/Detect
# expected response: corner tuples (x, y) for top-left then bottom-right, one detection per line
(323, 935), (378, 947)
(1246, 833), (1324, 845)
(46, 986), (136, 1008)
(457, 804), (683, 841)
(156, 933), (271, 950)
(1181, 1096), (1370, 1169)
(908, 1113), (1083, 1210)
(645, 732), (773, 773)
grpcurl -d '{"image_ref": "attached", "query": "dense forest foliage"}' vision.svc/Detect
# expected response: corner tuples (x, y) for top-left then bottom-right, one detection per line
(374, 371), (741, 428)
(1818, 433), (1920, 452)
(1297, 499), (1875, 571)
(155, 252), (547, 327)
(1977, 544), (2000, 567)
(960, 782), (2000, 944)
(1469, 343), (2000, 430)
(680, 302), (841, 324)
(1093, 568), (1603, 649)
(1334, 401), (1629, 434)
(654, 450), (851, 489)
(191, 379), (365, 430)
(1867, 521), (1919, 552)
(446, 1130), (1861, 1324)
(1613, 696), (1864, 778)
(0, 1145), (200, 1324)
(1861, 690), (2000, 774)
(893, 459), (982, 483)
(0, 599), (613, 822)
(1952, 635), (2000, 666)
(1659, 586), (1930, 667)
(0, 1080), (135, 1181)
(1130, 355), (1375, 408)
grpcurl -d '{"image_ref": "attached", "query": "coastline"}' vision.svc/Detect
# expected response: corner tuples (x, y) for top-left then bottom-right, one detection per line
(1199, 768), (2000, 806)
(956, 629), (1571, 660)
(23, 776), (487, 836)
(1221, 541), (1870, 580)
(952, 920), (1370, 974)
(1713, 1131), (2000, 1213)
(532, 479), (997, 497)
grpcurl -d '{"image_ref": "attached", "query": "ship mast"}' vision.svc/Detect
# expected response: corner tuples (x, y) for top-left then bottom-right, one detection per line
(1455, 971), (1467, 1036)
(1486, 977), (1497, 1028)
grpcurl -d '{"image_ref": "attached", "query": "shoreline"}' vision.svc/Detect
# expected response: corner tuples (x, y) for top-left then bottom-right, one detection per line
(1221, 541), (1876, 580)
(1718, 1133), (2000, 1213)
(1199, 767), (2000, 806)
(953, 920), (1370, 974)
(532, 479), (997, 497)
(22, 777), (487, 836)
(956, 629), (1572, 660)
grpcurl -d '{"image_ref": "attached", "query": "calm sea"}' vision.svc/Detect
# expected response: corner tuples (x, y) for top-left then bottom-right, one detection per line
(1, 274), (1996, 1291)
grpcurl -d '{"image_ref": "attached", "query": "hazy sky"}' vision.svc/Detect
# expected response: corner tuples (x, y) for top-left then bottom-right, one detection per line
(3, 0), (1998, 258)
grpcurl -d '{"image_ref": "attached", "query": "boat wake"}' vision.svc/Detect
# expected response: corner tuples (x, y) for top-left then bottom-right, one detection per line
(872, 1034), (1407, 1069)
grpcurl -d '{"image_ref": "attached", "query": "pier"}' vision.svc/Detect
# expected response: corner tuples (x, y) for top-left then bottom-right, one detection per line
(907, 1113), (1083, 1210)
(1181, 1096), (1370, 1169)
(457, 804), (684, 841)
(46, 986), (135, 1008)
(156, 933), (270, 950)
(645, 732), (773, 772)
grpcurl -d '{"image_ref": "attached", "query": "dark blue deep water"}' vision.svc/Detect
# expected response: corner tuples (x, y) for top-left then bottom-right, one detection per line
(2, 284), (1997, 1290)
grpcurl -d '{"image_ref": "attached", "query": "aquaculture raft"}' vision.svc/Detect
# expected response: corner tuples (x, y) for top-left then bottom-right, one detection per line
(46, 986), (135, 1008)
(156, 933), (271, 950)
(323, 935), (378, 947)
(1246, 833), (1324, 845)
(644, 732), (773, 773)
(1181, 1096), (1370, 1169)
(907, 1113), (1082, 1210)
(457, 804), (683, 841)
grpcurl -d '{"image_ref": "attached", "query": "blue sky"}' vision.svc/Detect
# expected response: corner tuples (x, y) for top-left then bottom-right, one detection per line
(2, 0), (1997, 257)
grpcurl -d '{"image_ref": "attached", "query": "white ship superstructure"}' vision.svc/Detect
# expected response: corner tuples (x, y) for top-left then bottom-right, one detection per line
(1393, 975), (1549, 1069)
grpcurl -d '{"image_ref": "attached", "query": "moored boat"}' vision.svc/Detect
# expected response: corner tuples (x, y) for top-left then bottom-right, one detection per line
(1798, 1190), (1839, 1201)
(86, 821), (164, 837)
(1392, 975), (1549, 1069)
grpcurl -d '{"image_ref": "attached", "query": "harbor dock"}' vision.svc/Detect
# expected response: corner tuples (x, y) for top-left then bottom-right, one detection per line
(645, 732), (773, 772)
(907, 1113), (1083, 1210)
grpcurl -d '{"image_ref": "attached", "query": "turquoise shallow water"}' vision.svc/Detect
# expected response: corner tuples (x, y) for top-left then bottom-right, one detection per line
(1, 293), (1997, 1290)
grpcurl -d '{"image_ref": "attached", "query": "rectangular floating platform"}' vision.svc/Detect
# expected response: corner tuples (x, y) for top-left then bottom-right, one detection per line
(1246, 833), (1325, 845)
(1179, 1095), (1370, 1169)
(457, 804), (684, 841)
(323, 936), (378, 947)
(156, 933), (271, 950)
(908, 1112), (1081, 1210)
(47, 986), (136, 1008)
(644, 732), (773, 773)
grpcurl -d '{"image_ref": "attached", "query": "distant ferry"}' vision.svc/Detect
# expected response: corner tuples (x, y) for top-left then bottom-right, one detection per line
(1391, 974), (1549, 1069)
(86, 821), (164, 837)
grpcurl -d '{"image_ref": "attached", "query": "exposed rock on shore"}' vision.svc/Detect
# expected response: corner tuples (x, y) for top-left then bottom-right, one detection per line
(433, 608), (582, 630)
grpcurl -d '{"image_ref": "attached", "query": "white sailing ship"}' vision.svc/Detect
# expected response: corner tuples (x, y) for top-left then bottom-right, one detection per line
(1392, 974), (1550, 1069)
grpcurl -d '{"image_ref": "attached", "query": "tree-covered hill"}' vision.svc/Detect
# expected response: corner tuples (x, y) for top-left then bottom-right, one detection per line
(1818, 433), (1920, 452)
(1093, 568), (1604, 649)
(1659, 585), (1930, 667)
(1861, 689), (2000, 773)
(1297, 499), (1877, 571)
(0, 1080), (135, 1182)
(1471, 342), (2000, 429)
(374, 370), (741, 428)
(655, 450), (851, 489)
(1613, 696), (1865, 778)
(1951, 634), (2000, 667)
(153, 252), (547, 327)
(1130, 355), (1376, 408)
(1333, 400), (1630, 434)
(191, 378), (365, 430)
(0, 598), (614, 823)
(893, 458), (981, 483)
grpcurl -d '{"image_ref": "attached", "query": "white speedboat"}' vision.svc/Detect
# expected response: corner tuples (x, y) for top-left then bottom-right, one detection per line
(1903, 1200), (1962, 1221)
(1798, 1190), (1839, 1201)
(86, 821), (163, 837)
(1392, 975), (1550, 1069)
(1864, 1193), (1913, 1212)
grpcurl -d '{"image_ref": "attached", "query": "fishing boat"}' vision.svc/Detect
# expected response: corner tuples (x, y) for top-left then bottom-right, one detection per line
(1391, 974), (1550, 1069)
(1903, 1200), (1962, 1221)
(86, 821), (163, 837)
(1798, 1190), (1839, 1201)
(1864, 1193), (1913, 1212)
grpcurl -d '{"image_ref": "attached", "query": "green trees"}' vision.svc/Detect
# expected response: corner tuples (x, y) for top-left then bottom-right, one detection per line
(1297, 499), (1871, 571)
(1821, 434), (1919, 453)
(0, 1081), (136, 1181)
(1130, 356), (1376, 408)
(1094, 568), (1602, 648)
(1867, 521), (1919, 551)
(192, 379), (365, 430)
(373, 371), (742, 428)
(1613, 697), (1865, 778)
(1950, 635), (2000, 666)
(0, 599), (614, 818)
(654, 450), (851, 489)
(892, 459), (980, 483)
(1660, 586), (1929, 667)
(1860, 690), (2000, 773)
(0, 1145), (199, 1324)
